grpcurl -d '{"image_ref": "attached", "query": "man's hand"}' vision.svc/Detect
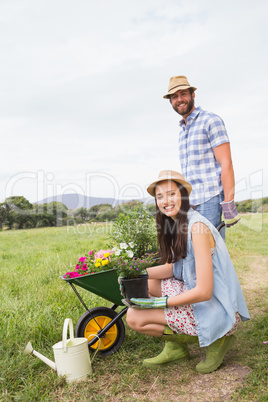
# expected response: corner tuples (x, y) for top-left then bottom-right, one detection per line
(221, 199), (241, 227)
(130, 296), (168, 309)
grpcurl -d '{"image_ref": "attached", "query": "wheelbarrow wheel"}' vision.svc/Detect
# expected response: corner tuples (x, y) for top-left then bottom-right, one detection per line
(75, 307), (125, 356)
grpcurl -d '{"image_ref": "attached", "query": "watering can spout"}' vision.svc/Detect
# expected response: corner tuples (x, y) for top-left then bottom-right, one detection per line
(23, 341), (56, 371)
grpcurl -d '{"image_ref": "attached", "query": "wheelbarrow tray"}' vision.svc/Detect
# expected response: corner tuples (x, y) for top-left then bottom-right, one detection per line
(62, 269), (123, 306)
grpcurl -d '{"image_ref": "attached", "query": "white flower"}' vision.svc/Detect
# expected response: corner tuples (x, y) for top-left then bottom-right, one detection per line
(127, 250), (134, 258)
(112, 247), (121, 256)
(120, 243), (128, 249)
(128, 242), (135, 248)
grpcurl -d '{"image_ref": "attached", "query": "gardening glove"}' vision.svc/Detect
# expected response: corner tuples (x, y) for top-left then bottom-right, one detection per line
(130, 296), (168, 309)
(121, 299), (133, 308)
(118, 276), (126, 298)
(220, 199), (241, 227)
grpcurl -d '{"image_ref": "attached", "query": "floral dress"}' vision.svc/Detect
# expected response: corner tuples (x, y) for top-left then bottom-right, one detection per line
(161, 248), (240, 337)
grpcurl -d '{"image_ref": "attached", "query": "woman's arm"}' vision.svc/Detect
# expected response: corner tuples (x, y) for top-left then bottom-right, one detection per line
(146, 263), (173, 280)
(166, 222), (214, 307)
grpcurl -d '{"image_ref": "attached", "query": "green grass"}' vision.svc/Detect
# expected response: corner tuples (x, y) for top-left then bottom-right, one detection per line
(225, 214), (268, 401)
(0, 216), (267, 401)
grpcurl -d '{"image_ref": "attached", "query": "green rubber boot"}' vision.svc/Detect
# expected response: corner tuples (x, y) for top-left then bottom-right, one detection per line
(143, 341), (190, 368)
(162, 325), (199, 344)
(196, 335), (236, 374)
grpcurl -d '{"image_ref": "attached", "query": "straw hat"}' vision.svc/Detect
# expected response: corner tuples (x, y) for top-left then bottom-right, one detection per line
(163, 75), (197, 99)
(147, 170), (192, 196)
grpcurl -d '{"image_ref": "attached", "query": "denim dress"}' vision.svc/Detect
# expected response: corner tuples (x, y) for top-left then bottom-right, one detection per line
(170, 208), (250, 347)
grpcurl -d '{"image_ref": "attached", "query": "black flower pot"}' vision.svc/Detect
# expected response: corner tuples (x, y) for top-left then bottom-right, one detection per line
(121, 274), (148, 305)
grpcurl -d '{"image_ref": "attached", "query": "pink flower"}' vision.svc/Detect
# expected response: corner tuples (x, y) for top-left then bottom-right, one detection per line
(81, 264), (87, 271)
(75, 264), (81, 270)
(94, 249), (114, 260)
(69, 272), (82, 278)
(94, 249), (106, 260)
(79, 256), (87, 263)
(88, 250), (94, 256)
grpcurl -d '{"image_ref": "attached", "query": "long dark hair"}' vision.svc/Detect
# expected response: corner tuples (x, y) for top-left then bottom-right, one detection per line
(155, 183), (190, 264)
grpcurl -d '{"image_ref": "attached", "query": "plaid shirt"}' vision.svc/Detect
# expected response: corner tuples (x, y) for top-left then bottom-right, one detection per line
(179, 106), (229, 205)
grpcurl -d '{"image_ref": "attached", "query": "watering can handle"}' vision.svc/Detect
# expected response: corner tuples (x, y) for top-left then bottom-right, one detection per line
(62, 318), (74, 352)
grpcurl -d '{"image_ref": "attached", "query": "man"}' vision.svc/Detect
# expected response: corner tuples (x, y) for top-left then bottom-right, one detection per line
(163, 75), (240, 233)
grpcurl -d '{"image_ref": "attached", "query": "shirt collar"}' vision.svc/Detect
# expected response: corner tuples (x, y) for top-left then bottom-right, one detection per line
(179, 106), (201, 127)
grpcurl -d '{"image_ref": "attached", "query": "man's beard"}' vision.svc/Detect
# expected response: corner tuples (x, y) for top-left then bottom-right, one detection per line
(173, 95), (195, 117)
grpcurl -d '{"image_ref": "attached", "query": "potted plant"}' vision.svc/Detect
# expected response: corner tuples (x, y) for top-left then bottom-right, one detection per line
(112, 243), (158, 305)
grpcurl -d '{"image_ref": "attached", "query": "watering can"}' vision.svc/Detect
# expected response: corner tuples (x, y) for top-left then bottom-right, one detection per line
(23, 318), (92, 383)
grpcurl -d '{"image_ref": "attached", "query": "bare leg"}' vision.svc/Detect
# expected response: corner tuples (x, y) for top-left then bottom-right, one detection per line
(126, 307), (167, 337)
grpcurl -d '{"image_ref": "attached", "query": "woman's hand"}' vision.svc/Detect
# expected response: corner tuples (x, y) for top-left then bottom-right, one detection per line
(130, 296), (168, 309)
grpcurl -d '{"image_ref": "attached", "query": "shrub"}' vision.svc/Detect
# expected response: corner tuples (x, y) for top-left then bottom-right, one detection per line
(110, 206), (157, 257)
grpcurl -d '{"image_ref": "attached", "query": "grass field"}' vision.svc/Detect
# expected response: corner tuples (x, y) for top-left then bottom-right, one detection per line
(0, 215), (267, 401)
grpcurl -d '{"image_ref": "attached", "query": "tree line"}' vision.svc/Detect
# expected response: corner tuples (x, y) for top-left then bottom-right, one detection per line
(235, 197), (268, 214)
(0, 196), (156, 230)
(0, 196), (69, 230)
(1, 195), (267, 230)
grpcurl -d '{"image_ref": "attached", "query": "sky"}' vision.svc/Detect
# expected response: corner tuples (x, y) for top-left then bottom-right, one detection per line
(1, 0), (267, 207)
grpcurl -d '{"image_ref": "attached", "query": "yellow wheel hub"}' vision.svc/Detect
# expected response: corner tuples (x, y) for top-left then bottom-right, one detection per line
(84, 315), (118, 350)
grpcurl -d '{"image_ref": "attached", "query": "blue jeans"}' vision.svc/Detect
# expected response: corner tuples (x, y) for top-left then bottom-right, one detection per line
(193, 192), (225, 240)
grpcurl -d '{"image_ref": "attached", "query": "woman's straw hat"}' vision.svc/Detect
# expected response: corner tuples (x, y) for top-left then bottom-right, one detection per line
(163, 75), (197, 99)
(147, 170), (192, 196)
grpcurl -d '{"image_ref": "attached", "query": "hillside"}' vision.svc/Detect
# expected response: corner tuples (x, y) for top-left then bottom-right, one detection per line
(36, 193), (132, 210)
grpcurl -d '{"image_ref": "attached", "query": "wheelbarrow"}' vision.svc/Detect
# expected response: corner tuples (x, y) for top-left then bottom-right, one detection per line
(61, 269), (127, 356)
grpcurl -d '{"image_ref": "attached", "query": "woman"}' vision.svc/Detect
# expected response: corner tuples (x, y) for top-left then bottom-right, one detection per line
(126, 170), (250, 374)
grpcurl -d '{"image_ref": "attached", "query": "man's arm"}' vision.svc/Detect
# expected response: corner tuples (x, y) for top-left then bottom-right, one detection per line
(213, 142), (240, 227)
(213, 142), (234, 202)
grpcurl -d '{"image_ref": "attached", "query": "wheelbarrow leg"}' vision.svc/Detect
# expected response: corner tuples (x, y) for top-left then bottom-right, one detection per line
(68, 282), (90, 312)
